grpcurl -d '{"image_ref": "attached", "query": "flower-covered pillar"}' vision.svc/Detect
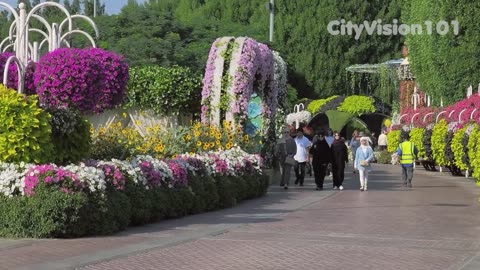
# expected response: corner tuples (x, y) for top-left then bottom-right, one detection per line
(201, 37), (234, 124)
(201, 37), (287, 167)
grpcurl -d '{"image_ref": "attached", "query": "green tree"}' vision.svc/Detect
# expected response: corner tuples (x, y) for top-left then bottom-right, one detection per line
(403, 0), (480, 105)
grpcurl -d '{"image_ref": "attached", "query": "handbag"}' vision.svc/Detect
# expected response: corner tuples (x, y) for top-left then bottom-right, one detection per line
(360, 160), (369, 166)
(285, 156), (297, 166)
(283, 143), (297, 166)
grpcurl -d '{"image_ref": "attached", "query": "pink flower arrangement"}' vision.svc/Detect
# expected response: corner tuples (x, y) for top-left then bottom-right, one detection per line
(24, 165), (84, 196)
(99, 164), (126, 191)
(167, 161), (188, 187)
(33, 48), (129, 114)
(211, 155), (229, 175)
(138, 161), (163, 187)
(399, 107), (438, 127)
(443, 94), (480, 124)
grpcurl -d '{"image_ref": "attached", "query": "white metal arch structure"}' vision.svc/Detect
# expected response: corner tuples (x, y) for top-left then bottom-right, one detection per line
(398, 114), (408, 124)
(411, 112), (420, 125)
(448, 110), (455, 120)
(436, 111), (447, 123)
(0, 37), (13, 52)
(61, 30), (97, 48)
(0, 1), (101, 93)
(59, 15), (99, 48)
(458, 109), (467, 123)
(20, 2), (73, 58)
(3, 55), (24, 93)
(423, 112), (435, 123)
(471, 108), (478, 120)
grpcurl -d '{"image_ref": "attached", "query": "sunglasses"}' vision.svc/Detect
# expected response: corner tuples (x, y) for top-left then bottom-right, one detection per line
(334, 134), (340, 137)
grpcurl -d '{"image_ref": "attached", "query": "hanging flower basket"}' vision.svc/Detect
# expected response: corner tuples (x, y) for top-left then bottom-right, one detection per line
(286, 103), (311, 126)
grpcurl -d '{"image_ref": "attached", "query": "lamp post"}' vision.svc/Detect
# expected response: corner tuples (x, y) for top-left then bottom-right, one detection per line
(265, 0), (274, 42)
(93, 0), (96, 17)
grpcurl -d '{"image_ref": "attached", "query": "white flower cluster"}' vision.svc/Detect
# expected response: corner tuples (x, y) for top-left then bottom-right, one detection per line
(0, 162), (31, 197)
(447, 121), (459, 132)
(107, 159), (147, 186)
(286, 110), (311, 125)
(391, 153), (400, 165)
(64, 164), (106, 193)
(466, 124), (476, 135)
(132, 155), (173, 180)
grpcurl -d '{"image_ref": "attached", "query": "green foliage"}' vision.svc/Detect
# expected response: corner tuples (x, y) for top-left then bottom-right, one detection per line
(306, 96), (338, 114)
(403, 0), (480, 105)
(468, 124), (479, 174)
(409, 128), (425, 159)
(275, 0), (402, 98)
(431, 119), (448, 166)
(219, 42), (237, 112)
(376, 151), (393, 164)
(469, 125), (480, 182)
(126, 66), (202, 115)
(0, 184), (132, 238)
(0, 184), (89, 238)
(45, 107), (92, 165)
(387, 130), (401, 153)
(337, 95), (376, 115)
(452, 126), (468, 171)
(324, 110), (355, 135)
(0, 86), (54, 164)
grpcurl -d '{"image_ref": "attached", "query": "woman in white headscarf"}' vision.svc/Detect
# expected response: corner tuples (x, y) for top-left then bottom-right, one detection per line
(354, 136), (374, 191)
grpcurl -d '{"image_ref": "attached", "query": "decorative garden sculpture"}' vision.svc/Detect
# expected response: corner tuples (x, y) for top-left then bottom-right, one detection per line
(1, 1), (99, 93)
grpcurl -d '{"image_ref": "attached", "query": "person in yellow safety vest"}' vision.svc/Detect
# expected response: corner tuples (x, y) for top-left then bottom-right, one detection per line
(396, 133), (418, 188)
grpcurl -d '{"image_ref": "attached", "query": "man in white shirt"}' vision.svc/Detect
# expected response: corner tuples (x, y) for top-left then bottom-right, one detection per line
(294, 128), (312, 186)
(378, 130), (388, 151)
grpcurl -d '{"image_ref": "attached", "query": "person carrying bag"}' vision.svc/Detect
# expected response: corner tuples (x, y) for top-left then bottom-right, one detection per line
(276, 127), (297, 189)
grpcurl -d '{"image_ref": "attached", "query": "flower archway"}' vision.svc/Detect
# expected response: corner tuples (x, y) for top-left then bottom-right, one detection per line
(200, 37), (288, 165)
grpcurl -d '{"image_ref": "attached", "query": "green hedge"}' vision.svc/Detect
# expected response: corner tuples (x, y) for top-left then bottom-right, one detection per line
(126, 66), (202, 115)
(0, 173), (269, 238)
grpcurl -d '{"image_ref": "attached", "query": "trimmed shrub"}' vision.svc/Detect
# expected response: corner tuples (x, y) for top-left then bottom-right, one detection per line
(126, 66), (202, 115)
(0, 184), (88, 238)
(410, 128), (425, 159)
(45, 107), (92, 165)
(0, 86), (54, 164)
(432, 119), (448, 166)
(387, 130), (401, 153)
(0, 172), (269, 238)
(337, 95), (376, 115)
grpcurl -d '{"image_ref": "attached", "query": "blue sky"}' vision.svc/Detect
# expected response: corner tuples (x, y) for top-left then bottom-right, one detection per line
(1, 0), (147, 15)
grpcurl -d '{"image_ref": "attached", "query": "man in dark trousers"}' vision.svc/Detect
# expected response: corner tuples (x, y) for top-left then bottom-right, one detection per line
(331, 132), (349, 190)
(309, 132), (332, 190)
(397, 132), (418, 188)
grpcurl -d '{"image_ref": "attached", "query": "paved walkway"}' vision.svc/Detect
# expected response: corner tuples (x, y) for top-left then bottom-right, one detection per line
(1, 164), (480, 270)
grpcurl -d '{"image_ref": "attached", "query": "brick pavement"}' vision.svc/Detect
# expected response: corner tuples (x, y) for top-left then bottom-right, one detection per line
(2, 164), (480, 270)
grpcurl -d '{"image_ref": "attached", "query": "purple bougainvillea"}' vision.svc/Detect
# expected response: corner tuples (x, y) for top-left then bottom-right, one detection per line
(33, 48), (129, 114)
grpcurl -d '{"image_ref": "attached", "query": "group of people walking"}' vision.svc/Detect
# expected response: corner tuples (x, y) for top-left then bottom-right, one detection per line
(276, 127), (418, 191)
